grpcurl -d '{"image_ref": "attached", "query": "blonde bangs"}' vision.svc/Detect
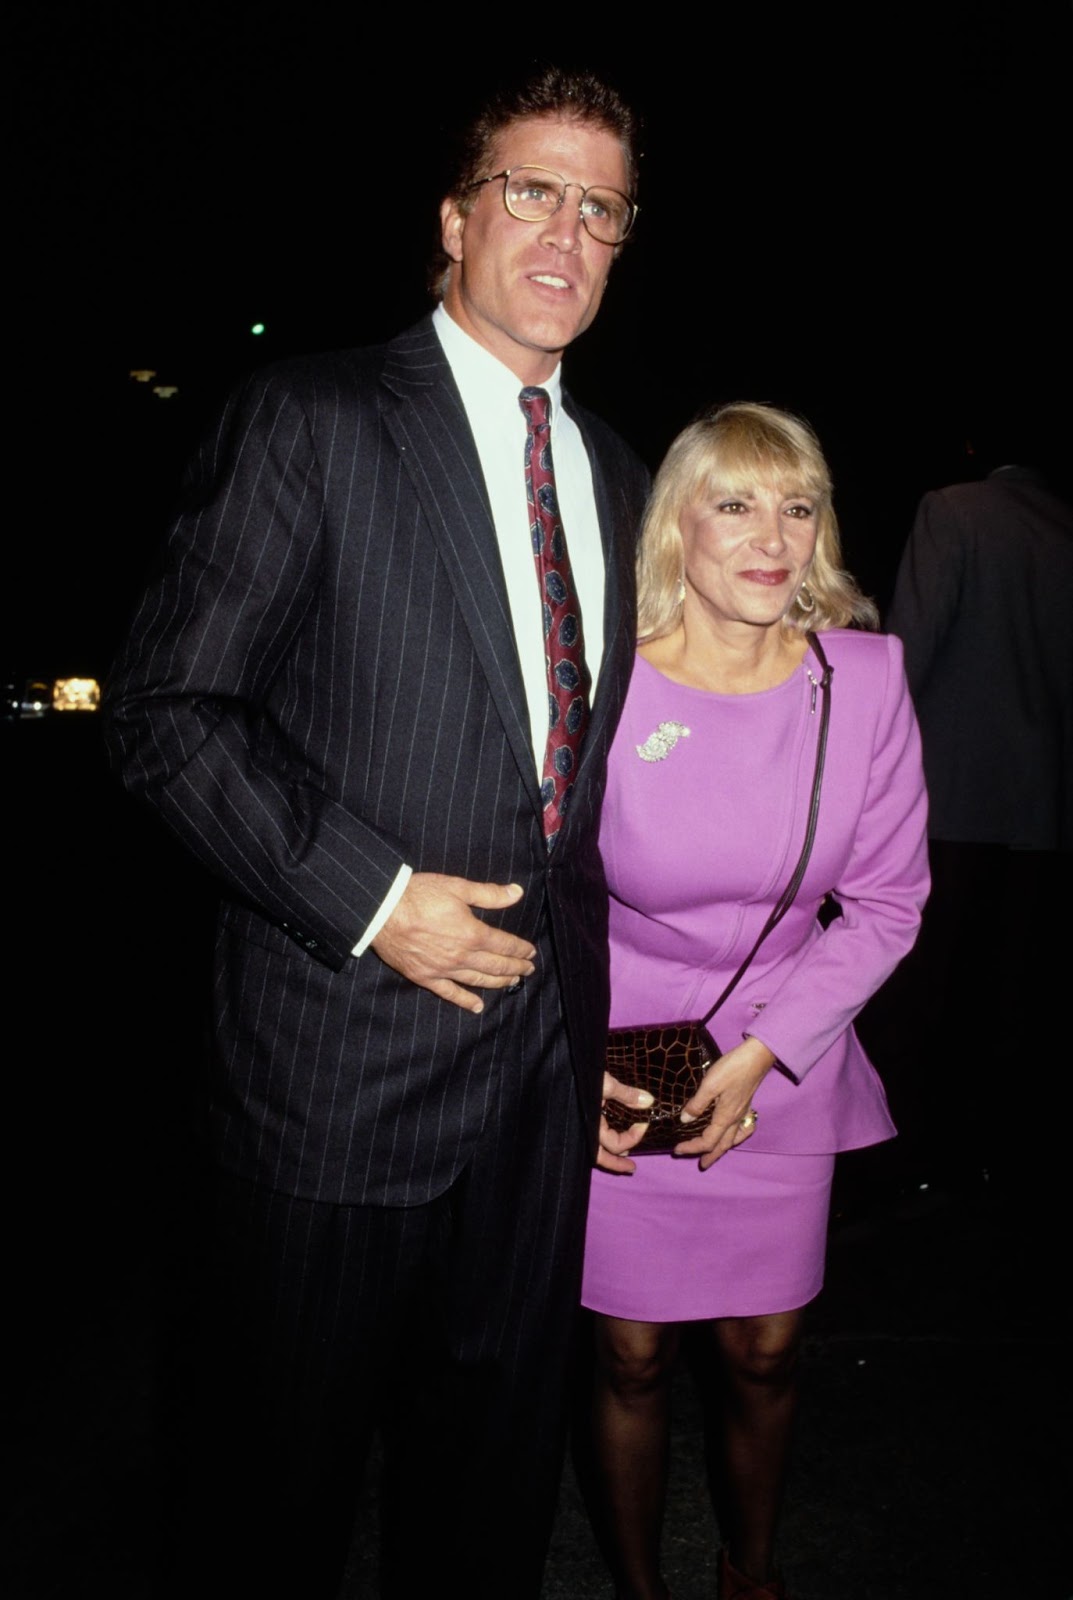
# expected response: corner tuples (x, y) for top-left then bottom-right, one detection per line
(695, 407), (832, 508)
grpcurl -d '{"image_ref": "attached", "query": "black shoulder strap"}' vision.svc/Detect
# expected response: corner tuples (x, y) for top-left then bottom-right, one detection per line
(698, 633), (833, 1028)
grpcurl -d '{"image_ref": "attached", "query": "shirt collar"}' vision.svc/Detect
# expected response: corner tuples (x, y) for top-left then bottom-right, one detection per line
(433, 305), (564, 425)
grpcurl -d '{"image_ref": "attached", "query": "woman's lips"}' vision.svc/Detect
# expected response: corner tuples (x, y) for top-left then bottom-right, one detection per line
(740, 569), (791, 586)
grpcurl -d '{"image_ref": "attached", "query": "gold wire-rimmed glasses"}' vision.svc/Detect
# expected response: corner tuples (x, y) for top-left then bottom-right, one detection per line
(467, 165), (638, 245)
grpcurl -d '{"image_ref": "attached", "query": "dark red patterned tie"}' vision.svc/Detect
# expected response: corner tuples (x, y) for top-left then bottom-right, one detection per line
(519, 386), (591, 846)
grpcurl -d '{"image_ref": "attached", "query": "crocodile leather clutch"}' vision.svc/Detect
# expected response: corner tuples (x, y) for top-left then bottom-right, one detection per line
(603, 1020), (720, 1153)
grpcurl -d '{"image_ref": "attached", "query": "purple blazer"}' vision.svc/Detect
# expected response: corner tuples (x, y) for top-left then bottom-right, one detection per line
(599, 630), (929, 1154)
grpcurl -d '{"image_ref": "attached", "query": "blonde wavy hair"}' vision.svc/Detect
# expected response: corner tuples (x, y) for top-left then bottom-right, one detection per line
(638, 401), (878, 641)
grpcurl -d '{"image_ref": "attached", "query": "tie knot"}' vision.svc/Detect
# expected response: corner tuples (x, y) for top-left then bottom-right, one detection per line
(519, 386), (551, 433)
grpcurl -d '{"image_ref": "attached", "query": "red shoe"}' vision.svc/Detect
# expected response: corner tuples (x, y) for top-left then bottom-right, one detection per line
(718, 1547), (789, 1599)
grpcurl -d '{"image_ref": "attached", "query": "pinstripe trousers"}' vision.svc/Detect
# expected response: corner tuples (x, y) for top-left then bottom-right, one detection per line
(165, 946), (592, 1599)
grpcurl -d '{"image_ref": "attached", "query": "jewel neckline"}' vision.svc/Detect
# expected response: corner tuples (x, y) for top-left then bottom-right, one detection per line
(634, 648), (809, 701)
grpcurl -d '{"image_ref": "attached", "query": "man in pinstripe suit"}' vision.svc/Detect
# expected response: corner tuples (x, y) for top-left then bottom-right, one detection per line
(107, 68), (650, 1599)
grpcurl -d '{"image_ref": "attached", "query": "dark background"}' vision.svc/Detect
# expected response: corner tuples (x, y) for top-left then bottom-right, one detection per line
(7, 0), (1070, 1342)
(5, 8), (1071, 1594)
(7, 2), (1070, 1248)
(8, 2), (1071, 679)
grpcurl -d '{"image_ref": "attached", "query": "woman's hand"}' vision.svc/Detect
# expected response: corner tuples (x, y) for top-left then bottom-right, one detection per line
(596, 1072), (653, 1174)
(673, 1036), (777, 1170)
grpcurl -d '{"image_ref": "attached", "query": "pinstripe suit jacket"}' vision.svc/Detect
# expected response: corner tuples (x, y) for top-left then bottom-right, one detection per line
(107, 318), (649, 1206)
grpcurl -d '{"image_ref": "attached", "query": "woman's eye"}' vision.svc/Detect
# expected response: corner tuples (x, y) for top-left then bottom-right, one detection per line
(717, 501), (747, 514)
(786, 504), (815, 519)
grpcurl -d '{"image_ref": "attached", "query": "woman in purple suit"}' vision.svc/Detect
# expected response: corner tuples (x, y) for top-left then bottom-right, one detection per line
(585, 403), (929, 1600)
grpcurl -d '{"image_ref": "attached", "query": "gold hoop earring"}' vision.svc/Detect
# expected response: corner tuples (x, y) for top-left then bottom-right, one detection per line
(796, 583), (815, 615)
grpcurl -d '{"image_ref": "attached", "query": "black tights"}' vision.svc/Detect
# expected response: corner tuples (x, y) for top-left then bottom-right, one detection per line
(589, 1308), (805, 1598)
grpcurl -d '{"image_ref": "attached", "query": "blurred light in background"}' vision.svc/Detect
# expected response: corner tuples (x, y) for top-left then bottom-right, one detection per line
(52, 678), (101, 712)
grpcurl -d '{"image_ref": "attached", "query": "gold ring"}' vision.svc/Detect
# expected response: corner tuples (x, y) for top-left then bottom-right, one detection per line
(738, 1109), (758, 1131)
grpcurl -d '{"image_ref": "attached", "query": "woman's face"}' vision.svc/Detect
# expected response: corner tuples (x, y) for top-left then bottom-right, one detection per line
(678, 479), (818, 631)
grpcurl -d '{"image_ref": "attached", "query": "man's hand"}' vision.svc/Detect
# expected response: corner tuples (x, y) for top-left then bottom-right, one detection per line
(596, 1071), (654, 1175)
(371, 873), (536, 1013)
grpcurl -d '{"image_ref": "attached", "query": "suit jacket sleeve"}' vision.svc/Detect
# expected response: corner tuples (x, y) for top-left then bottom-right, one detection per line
(745, 635), (930, 1080)
(105, 365), (407, 971)
(886, 490), (963, 698)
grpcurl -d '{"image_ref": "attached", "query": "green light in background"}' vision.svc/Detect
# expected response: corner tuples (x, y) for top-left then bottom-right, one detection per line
(251, 322), (266, 336)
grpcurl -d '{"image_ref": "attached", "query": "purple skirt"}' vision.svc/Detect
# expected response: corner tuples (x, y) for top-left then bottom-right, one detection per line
(581, 1145), (836, 1323)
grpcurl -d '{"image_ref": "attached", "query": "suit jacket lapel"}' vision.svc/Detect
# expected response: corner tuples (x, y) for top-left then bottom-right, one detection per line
(379, 321), (542, 813)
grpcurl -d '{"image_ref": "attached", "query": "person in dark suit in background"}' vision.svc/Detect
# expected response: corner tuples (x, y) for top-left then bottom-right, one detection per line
(883, 438), (1072, 1203)
(106, 66), (650, 1600)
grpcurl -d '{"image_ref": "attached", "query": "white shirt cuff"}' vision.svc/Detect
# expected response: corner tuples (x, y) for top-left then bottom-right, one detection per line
(351, 864), (413, 957)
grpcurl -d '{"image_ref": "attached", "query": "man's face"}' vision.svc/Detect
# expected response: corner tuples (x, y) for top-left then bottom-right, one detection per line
(440, 115), (630, 385)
